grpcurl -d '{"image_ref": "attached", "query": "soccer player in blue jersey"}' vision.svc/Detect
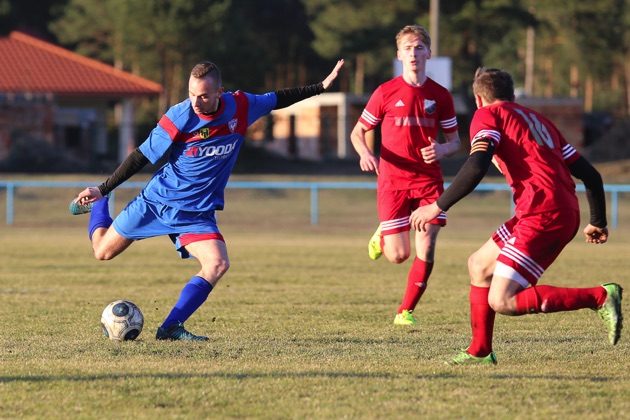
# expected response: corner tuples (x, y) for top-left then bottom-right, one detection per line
(71, 59), (344, 341)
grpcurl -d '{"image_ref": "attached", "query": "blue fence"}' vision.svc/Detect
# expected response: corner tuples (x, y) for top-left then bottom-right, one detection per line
(0, 180), (628, 228)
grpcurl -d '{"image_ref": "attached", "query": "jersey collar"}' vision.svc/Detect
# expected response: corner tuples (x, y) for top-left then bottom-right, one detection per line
(195, 96), (226, 121)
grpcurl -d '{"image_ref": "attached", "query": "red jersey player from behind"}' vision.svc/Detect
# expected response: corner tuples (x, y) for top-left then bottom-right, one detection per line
(411, 68), (622, 365)
(350, 25), (461, 327)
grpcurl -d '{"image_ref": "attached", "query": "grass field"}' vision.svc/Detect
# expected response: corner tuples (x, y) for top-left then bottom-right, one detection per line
(0, 175), (629, 418)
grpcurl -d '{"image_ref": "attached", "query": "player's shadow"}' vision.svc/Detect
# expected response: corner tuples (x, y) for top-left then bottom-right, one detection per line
(0, 371), (460, 383)
(0, 371), (615, 383)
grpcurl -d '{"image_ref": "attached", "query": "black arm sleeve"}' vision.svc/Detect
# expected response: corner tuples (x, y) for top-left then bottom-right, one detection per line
(273, 83), (325, 109)
(97, 148), (149, 196)
(436, 140), (495, 211)
(568, 156), (607, 227)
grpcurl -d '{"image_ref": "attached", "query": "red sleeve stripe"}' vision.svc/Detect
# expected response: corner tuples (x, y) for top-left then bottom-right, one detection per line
(158, 115), (180, 141)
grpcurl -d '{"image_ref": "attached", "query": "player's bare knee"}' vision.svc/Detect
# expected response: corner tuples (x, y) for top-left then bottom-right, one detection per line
(93, 247), (114, 261)
(201, 258), (230, 279)
(385, 250), (409, 264)
(468, 253), (491, 282)
(488, 296), (506, 314)
(488, 295), (516, 315)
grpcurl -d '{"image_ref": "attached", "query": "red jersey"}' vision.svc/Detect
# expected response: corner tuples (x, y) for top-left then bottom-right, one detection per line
(470, 101), (580, 217)
(359, 76), (458, 191)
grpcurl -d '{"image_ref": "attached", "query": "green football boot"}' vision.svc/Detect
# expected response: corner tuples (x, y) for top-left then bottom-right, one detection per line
(393, 309), (417, 326)
(596, 283), (623, 345)
(447, 350), (497, 366)
(69, 199), (94, 215)
(368, 225), (383, 260)
(156, 322), (209, 341)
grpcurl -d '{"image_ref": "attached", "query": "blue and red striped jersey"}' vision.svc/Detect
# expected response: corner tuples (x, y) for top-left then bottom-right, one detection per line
(139, 90), (276, 212)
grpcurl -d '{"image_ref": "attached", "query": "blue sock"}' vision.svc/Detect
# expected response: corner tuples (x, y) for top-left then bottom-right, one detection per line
(161, 276), (213, 329)
(88, 197), (113, 240)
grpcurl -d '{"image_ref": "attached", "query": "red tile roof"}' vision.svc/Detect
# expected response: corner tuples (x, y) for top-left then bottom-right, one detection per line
(0, 31), (162, 96)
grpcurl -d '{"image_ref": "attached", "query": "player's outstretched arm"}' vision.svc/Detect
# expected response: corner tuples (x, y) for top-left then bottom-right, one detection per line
(273, 59), (345, 110)
(322, 59), (345, 90)
(73, 148), (149, 205)
(410, 138), (495, 231)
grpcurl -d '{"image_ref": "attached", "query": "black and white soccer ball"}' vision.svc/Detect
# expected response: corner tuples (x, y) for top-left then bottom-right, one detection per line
(101, 300), (144, 341)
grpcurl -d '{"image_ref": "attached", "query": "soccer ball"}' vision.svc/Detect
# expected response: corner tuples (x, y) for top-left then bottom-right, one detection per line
(101, 300), (144, 341)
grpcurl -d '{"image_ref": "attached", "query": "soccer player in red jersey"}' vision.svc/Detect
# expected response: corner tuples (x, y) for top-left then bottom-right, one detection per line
(410, 68), (623, 365)
(350, 25), (461, 327)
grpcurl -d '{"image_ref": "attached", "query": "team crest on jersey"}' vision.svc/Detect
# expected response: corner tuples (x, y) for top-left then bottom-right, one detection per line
(198, 128), (210, 139)
(423, 99), (436, 114)
(228, 118), (238, 133)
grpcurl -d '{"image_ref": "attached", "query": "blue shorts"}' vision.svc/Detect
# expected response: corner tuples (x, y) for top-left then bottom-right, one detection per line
(112, 193), (221, 258)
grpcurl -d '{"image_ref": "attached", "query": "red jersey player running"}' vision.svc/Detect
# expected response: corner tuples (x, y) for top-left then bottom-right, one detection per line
(350, 25), (461, 327)
(410, 67), (623, 365)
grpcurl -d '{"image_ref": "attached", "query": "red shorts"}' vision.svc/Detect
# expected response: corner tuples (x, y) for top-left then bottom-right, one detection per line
(492, 209), (579, 286)
(178, 232), (225, 247)
(170, 232), (225, 259)
(377, 187), (446, 235)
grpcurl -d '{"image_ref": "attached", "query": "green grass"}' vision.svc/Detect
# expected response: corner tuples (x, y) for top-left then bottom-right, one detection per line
(0, 176), (629, 418)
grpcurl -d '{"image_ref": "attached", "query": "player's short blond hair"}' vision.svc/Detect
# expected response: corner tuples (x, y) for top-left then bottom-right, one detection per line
(472, 67), (515, 102)
(395, 25), (431, 49)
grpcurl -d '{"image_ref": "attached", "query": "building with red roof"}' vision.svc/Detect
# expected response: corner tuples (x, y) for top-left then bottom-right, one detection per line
(0, 31), (162, 166)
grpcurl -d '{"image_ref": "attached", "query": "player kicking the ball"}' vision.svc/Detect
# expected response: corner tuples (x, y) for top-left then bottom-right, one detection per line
(410, 67), (622, 365)
(71, 59), (344, 341)
(350, 25), (460, 327)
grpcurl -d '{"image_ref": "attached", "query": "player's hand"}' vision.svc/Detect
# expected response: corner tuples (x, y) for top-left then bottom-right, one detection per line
(74, 187), (103, 205)
(410, 202), (442, 232)
(359, 152), (379, 175)
(583, 224), (608, 244)
(420, 137), (447, 164)
(322, 59), (345, 90)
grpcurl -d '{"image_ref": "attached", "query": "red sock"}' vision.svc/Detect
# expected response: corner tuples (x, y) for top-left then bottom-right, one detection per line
(398, 257), (433, 313)
(514, 285), (607, 314)
(467, 285), (495, 357)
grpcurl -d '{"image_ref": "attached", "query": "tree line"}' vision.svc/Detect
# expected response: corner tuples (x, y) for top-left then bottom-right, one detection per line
(3, 0), (630, 119)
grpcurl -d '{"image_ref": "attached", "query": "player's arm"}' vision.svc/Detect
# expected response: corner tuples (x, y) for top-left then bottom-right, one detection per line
(568, 156), (608, 243)
(350, 121), (379, 175)
(437, 138), (495, 211)
(98, 148), (150, 196)
(442, 130), (461, 156)
(273, 59), (344, 109)
(75, 148), (149, 204)
(410, 138), (495, 231)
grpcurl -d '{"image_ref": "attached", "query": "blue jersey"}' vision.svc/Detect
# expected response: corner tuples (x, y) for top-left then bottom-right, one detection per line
(139, 90), (276, 211)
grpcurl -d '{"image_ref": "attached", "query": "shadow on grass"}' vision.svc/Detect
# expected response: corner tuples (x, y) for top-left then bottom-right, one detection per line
(1, 371), (616, 383)
(486, 373), (616, 382)
(0, 371), (459, 383)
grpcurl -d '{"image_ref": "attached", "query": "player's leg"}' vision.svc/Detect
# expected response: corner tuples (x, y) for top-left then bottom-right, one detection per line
(449, 237), (501, 365)
(488, 210), (622, 345)
(394, 191), (446, 326)
(87, 196), (134, 260)
(91, 227), (134, 260)
(369, 189), (411, 261)
(368, 222), (412, 262)
(157, 236), (228, 341)
(394, 224), (440, 325)
(382, 231), (411, 264)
